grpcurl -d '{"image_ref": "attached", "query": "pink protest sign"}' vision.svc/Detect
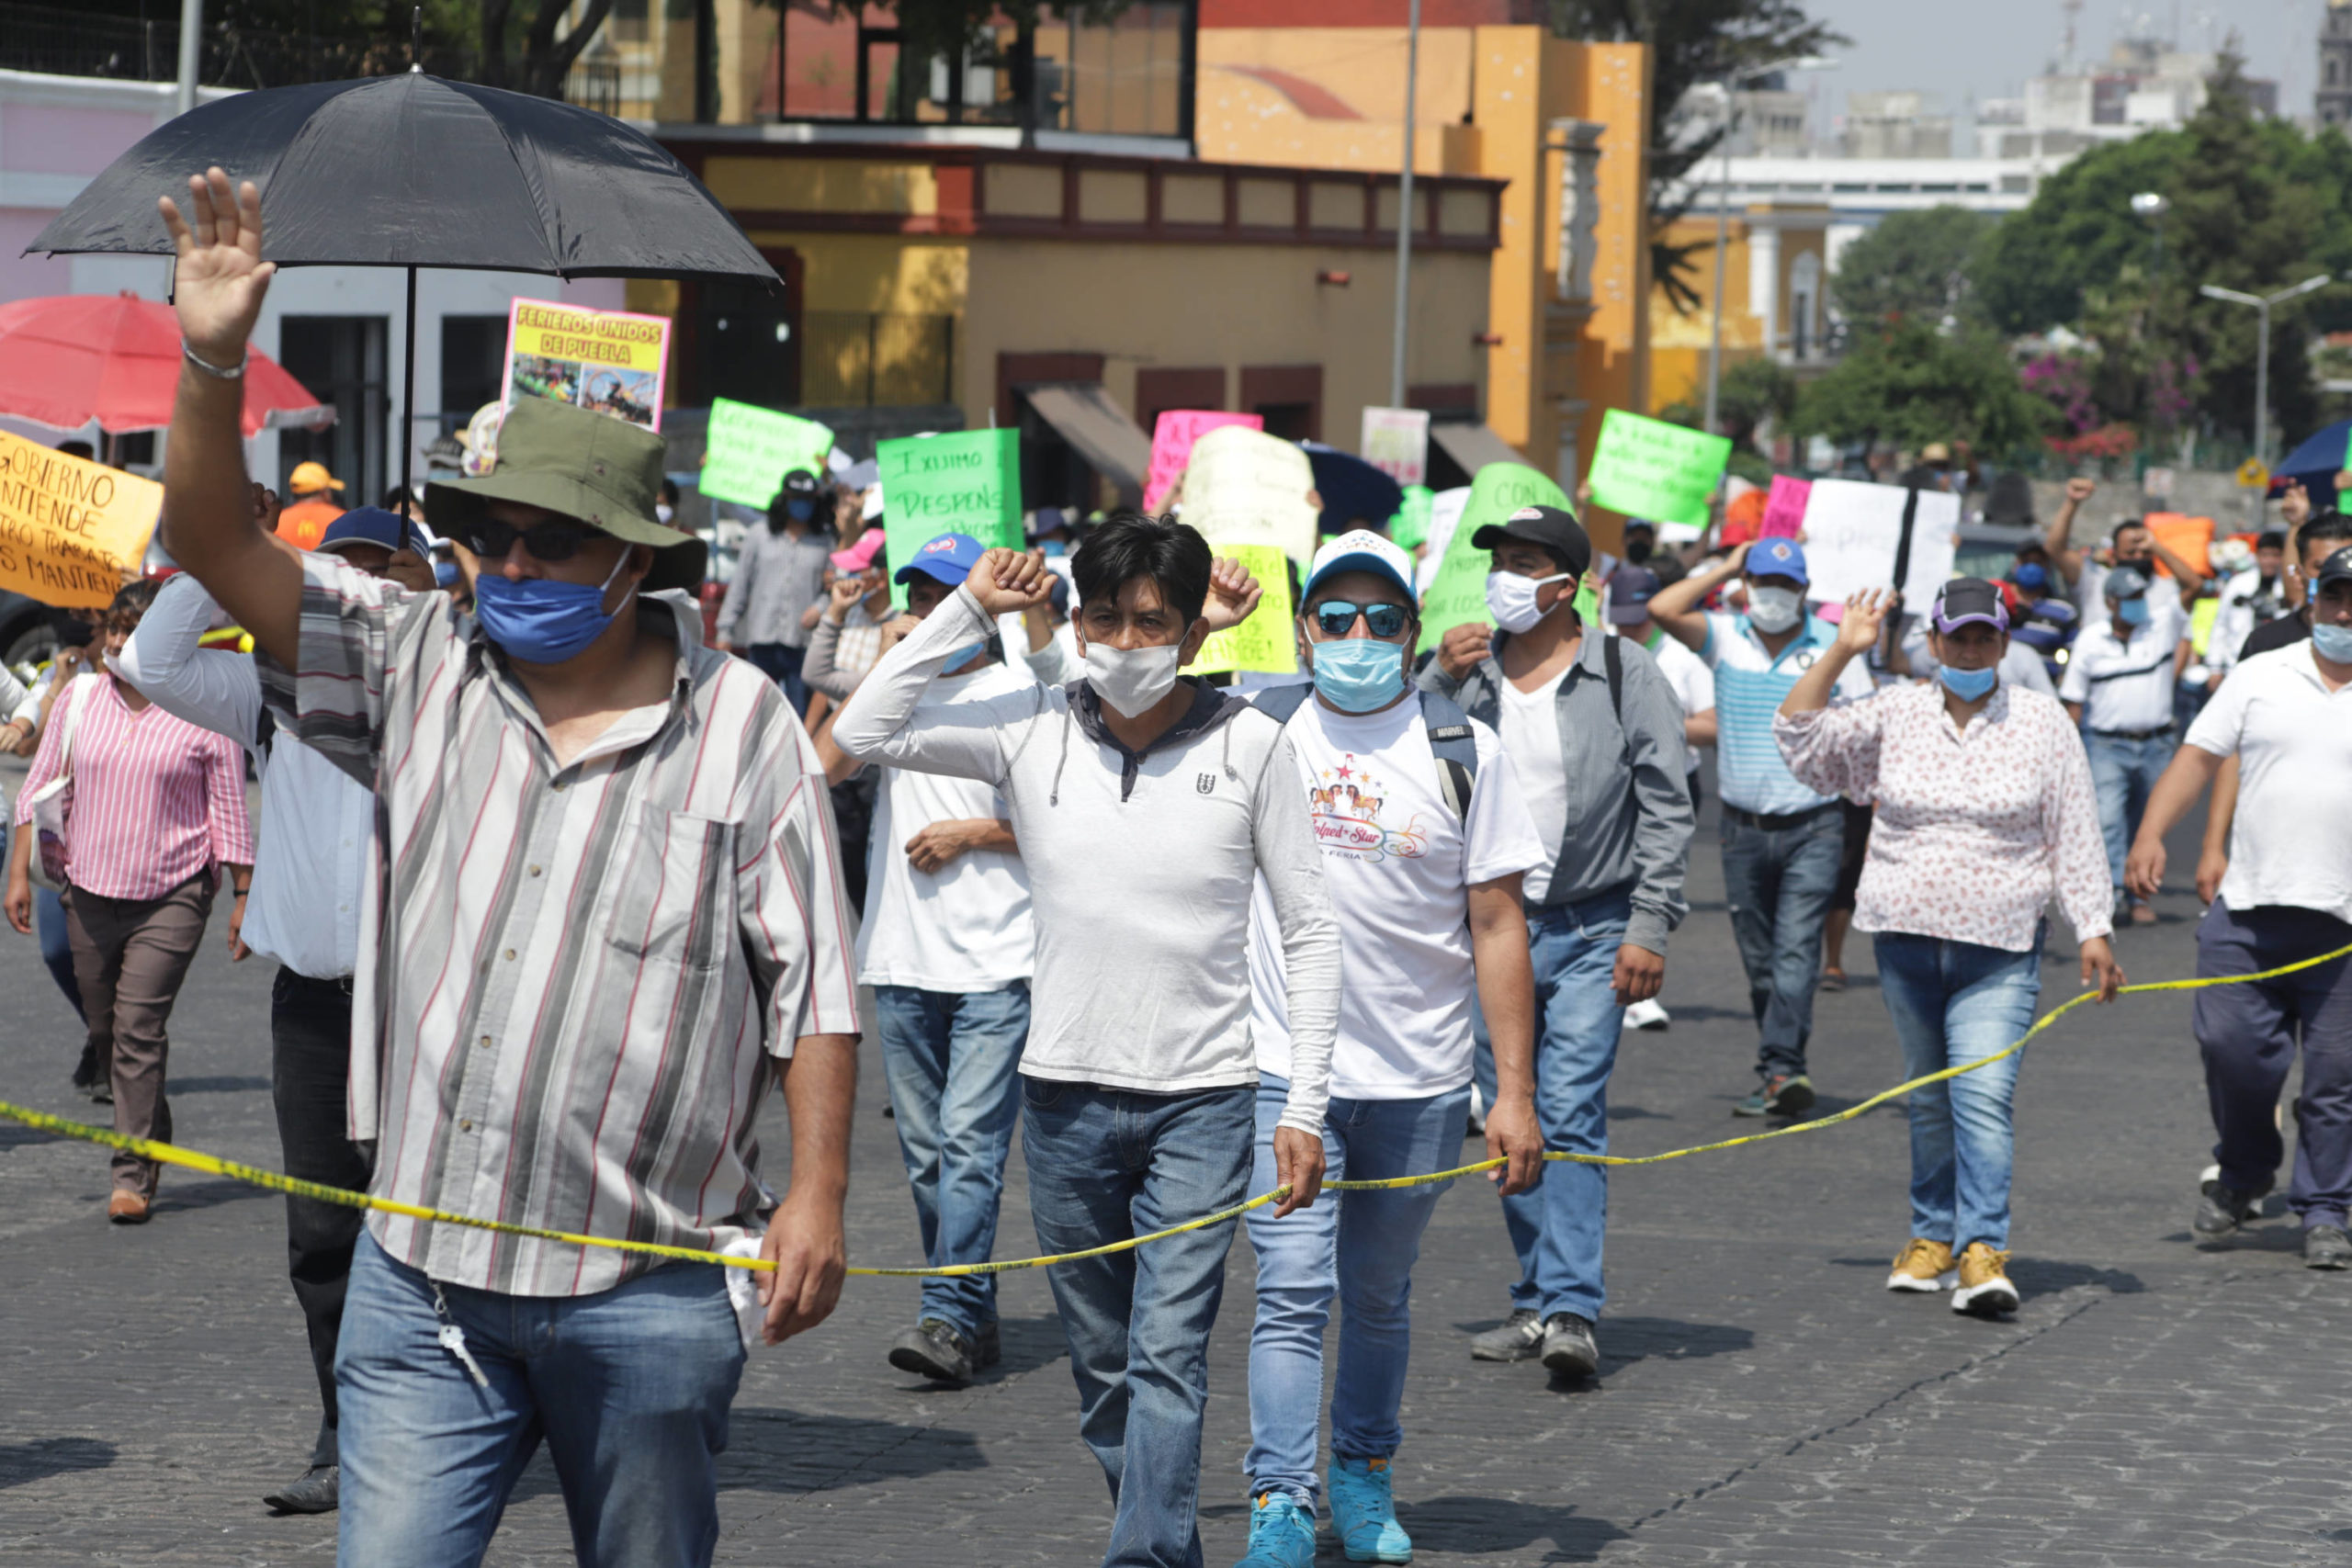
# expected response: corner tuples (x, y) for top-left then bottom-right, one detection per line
(1761, 475), (1811, 538)
(1144, 410), (1262, 512)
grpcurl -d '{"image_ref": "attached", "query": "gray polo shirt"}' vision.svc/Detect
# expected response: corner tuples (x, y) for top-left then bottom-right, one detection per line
(718, 523), (833, 649)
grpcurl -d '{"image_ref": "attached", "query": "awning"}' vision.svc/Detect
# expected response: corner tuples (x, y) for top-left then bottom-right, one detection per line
(1022, 381), (1152, 495)
(1430, 421), (1526, 476)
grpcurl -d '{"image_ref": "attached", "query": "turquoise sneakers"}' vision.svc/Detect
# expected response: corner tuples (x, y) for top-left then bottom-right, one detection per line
(1329, 1457), (1413, 1563)
(1233, 1491), (1317, 1568)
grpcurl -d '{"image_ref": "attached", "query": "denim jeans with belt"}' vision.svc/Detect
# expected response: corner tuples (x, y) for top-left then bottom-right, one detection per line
(1872, 923), (2045, 1252)
(1022, 1077), (1253, 1568)
(2084, 731), (2173, 906)
(874, 981), (1029, 1340)
(1472, 885), (1632, 1323)
(1241, 1074), (1468, 1509)
(335, 1232), (745, 1568)
(1718, 806), (1845, 1079)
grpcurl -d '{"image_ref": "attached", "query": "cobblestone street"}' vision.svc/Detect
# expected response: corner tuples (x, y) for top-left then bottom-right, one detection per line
(4, 771), (2346, 1566)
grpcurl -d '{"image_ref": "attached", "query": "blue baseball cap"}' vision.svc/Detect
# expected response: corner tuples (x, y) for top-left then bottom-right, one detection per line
(316, 506), (425, 558)
(894, 532), (987, 588)
(1746, 536), (1809, 586)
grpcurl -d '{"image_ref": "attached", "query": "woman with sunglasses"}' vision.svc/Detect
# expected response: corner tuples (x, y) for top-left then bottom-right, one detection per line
(1776, 580), (2123, 1317)
(1231, 529), (1545, 1568)
(6, 579), (254, 1224)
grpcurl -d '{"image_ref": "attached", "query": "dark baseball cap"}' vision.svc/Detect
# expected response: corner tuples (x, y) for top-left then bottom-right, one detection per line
(779, 468), (821, 499)
(2104, 562), (2153, 600)
(895, 532), (987, 588)
(1606, 567), (1661, 625)
(1471, 504), (1592, 580)
(1933, 576), (2009, 633)
(316, 506), (426, 558)
(2316, 546), (2352, 590)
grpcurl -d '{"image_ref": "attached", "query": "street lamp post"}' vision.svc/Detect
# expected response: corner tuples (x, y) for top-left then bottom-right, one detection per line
(2199, 274), (2331, 468)
(1388, 0), (1422, 410)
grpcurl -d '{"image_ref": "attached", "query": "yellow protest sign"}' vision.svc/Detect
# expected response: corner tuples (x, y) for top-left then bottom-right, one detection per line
(1183, 543), (1297, 676)
(503, 299), (671, 431)
(0, 432), (159, 608)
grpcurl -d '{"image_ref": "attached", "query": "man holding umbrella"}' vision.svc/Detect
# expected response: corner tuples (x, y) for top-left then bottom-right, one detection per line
(157, 169), (862, 1567)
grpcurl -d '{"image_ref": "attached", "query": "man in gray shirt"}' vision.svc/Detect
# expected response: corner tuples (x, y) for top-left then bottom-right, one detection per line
(716, 467), (833, 714)
(1421, 503), (1693, 1382)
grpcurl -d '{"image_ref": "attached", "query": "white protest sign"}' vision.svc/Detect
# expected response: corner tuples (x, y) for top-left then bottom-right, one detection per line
(1359, 406), (1430, 487)
(1796, 479), (1960, 615)
(1178, 424), (1318, 566)
(1415, 485), (1471, 595)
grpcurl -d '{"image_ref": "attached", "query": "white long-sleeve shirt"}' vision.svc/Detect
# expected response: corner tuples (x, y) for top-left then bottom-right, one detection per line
(111, 572), (374, 980)
(834, 584), (1341, 1133)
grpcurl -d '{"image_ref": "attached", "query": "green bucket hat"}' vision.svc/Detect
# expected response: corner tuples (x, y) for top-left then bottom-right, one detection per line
(424, 395), (706, 593)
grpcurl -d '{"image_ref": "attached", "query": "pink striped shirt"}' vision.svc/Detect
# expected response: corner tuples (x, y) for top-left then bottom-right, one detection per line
(14, 675), (254, 899)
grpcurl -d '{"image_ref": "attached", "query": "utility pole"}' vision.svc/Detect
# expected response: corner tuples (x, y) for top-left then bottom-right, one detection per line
(1388, 0), (1421, 410)
(175, 0), (203, 116)
(2200, 275), (2331, 467)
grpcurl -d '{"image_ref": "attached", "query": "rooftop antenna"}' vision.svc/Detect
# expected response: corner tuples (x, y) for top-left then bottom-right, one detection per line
(2060, 0), (2083, 69)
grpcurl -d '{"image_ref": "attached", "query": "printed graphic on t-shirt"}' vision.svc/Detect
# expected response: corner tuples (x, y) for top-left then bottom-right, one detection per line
(1307, 752), (1429, 863)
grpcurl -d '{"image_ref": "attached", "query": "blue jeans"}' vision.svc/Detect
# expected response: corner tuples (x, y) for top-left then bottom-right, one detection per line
(742, 641), (808, 716)
(38, 884), (84, 1021)
(1720, 806), (1844, 1077)
(1873, 924), (2045, 1252)
(2085, 731), (2172, 907)
(1472, 886), (1631, 1322)
(335, 1232), (745, 1568)
(874, 981), (1029, 1339)
(1243, 1075), (1467, 1508)
(1023, 1078), (1254, 1568)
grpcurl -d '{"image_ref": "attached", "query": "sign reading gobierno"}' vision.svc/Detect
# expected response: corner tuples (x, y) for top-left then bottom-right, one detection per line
(0, 433), (160, 609)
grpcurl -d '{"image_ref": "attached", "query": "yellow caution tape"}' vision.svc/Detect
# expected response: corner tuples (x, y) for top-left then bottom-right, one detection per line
(6, 939), (2346, 1278)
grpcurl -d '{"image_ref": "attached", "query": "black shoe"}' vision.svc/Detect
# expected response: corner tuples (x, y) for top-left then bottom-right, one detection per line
(1539, 1312), (1599, 1378)
(2305, 1224), (2352, 1270)
(888, 1318), (976, 1383)
(2192, 1177), (2268, 1243)
(263, 1463), (339, 1514)
(1734, 1073), (1814, 1119)
(1467, 1307), (1544, 1362)
(972, 1319), (1001, 1370)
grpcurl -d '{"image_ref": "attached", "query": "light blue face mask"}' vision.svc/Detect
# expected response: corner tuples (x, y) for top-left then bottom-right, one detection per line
(2113, 597), (2150, 626)
(2312, 621), (2352, 663)
(1939, 663), (1998, 701)
(942, 641), (988, 672)
(472, 550), (630, 665)
(1309, 636), (1408, 714)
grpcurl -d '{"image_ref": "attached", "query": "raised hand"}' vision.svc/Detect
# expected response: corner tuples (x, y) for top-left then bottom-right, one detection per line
(1436, 622), (1490, 682)
(2064, 476), (2097, 505)
(1835, 588), (1896, 657)
(1201, 555), (1263, 634)
(965, 547), (1052, 615)
(158, 168), (276, 365)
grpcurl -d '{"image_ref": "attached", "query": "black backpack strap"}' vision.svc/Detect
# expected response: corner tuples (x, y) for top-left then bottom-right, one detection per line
(1604, 632), (1624, 728)
(1418, 689), (1480, 819)
(1250, 682), (1312, 727)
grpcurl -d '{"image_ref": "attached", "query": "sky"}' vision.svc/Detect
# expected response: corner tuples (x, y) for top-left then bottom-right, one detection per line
(1789, 0), (2319, 142)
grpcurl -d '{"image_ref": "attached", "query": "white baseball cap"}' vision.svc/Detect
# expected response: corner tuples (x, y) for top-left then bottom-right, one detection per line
(1305, 528), (1416, 604)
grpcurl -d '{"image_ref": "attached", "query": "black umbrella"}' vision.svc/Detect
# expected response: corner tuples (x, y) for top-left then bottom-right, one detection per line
(1301, 441), (1407, 536)
(29, 71), (779, 500)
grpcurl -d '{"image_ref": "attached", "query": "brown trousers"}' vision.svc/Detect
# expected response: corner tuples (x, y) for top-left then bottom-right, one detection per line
(64, 874), (215, 1198)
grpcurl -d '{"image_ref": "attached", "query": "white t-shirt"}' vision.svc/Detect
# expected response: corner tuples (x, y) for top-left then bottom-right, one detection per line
(854, 660), (1037, 992)
(1634, 628), (1714, 773)
(2057, 620), (2177, 732)
(2184, 644), (2352, 925)
(1247, 695), (1544, 1100)
(1492, 665), (1571, 901)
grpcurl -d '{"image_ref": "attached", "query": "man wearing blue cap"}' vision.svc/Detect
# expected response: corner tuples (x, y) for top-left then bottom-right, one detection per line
(1652, 538), (1872, 1117)
(841, 532), (1038, 1384)
(112, 506), (433, 1516)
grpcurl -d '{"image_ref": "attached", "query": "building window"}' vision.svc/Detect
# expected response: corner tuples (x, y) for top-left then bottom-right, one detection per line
(440, 314), (509, 437)
(1135, 367), (1226, 431)
(278, 315), (389, 506)
(1240, 365), (1322, 443)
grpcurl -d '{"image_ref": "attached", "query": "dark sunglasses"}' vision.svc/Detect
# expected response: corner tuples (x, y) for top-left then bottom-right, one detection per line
(1309, 599), (1412, 640)
(451, 515), (604, 563)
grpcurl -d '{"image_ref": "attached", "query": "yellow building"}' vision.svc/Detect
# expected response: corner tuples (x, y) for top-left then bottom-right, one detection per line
(646, 138), (1503, 513)
(1192, 3), (1653, 542)
(1648, 201), (1832, 415)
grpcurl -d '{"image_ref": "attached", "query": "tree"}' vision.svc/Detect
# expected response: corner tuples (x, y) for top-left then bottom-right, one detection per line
(1659, 355), (1796, 452)
(1792, 318), (2051, 457)
(1544, 0), (1848, 312)
(1829, 206), (1997, 330)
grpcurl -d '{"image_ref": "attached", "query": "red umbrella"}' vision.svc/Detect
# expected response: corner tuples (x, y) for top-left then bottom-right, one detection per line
(0, 290), (332, 438)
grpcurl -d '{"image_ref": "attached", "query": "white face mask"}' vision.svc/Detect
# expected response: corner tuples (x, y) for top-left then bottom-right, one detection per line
(1484, 570), (1572, 636)
(1746, 584), (1804, 633)
(654, 503), (674, 525)
(1083, 639), (1185, 717)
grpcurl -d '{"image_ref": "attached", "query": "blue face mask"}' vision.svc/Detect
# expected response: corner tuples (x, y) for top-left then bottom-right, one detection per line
(472, 550), (630, 665)
(1041, 538), (1067, 557)
(942, 641), (988, 672)
(2014, 562), (2048, 592)
(1309, 636), (1408, 714)
(1938, 663), (1998, 701)
(2114, 597), (2149, 626)
(2312, 622), (2352, 663)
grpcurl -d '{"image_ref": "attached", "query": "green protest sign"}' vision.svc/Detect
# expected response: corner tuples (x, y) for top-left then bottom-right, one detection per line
(876, 429), (1023, 608)
(697, 398), (834, 509)
(1183, 544), (1296, 676)
(1415, 463), (1571, 655)
(1388, 484), (1433, 549)
(1586, 409), (1731, 528)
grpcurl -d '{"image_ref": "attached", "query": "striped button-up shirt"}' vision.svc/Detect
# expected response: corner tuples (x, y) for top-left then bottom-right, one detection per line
(259, 556), (862, 1297)
(13, 674), (254, 899)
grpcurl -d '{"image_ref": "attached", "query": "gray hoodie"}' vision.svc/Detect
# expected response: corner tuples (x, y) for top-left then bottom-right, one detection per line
(834, 585), (1340, 1133)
